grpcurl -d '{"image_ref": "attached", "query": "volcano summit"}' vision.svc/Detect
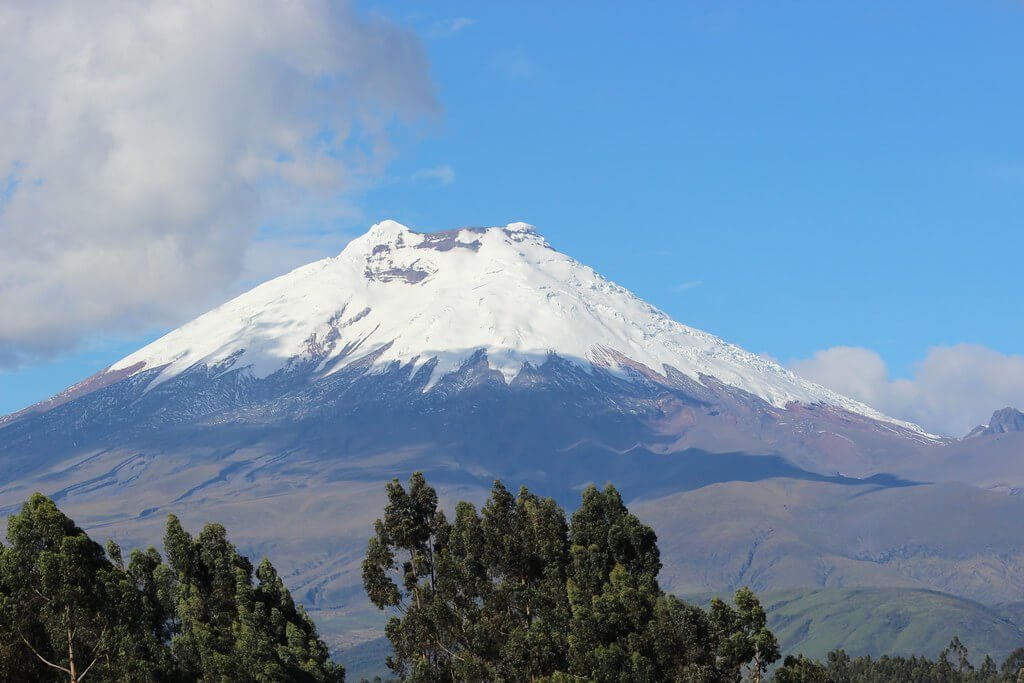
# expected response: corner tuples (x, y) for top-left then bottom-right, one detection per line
(103, 220), (915, 428)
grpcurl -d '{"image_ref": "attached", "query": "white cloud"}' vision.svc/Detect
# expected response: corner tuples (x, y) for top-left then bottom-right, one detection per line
(0, 0), (436, 367)
(789, 345), (1024, 436)
(413, 165), (456, 187)
(672, 281), (702, 293)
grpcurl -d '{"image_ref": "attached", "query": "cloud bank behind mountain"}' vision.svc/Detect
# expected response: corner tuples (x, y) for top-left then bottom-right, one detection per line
(789, 344), (1024, 436)
(0, 0), (435, 367)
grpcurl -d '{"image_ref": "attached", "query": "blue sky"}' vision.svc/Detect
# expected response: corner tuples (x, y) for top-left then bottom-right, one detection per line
(0, 1), (1021, 433)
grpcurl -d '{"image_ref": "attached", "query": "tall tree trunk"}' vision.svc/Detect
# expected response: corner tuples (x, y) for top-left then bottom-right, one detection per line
(67, 626), (78, 683)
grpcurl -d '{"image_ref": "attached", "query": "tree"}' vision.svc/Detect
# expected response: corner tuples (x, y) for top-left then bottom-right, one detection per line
(0, 493), (170, 682)
(0, 538), (50, 681)
(164, 514), (344, 682)
(709, 587), (780, 682)
(233, 557), (342, 681)
(566, 483), (663, 681)
(824, 649), (851, 681)
(364, 476), (574, 681)
(941, 636), (973, 677)
(648, 594), (719, 681)
(766, 640), (1024, 682)
(977, 654), (997, 680)
(363, 475), (785, 682)
(164, 517), (248, 679)
(478, 482), (571, 680)
(0, 493), (343, 682)
(772, 654), (828, 682)
(1002, 647), (1024, 682)
(362, 472), (456, 680)
(127, 545), (178, 647)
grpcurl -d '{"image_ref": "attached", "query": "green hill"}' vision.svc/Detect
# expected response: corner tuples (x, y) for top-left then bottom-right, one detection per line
(763, 587), (1024, 663)
(338, 637), (393, 683)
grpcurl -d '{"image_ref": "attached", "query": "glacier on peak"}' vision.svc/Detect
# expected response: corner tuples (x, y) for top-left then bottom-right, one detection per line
(108, 220), (927, 434)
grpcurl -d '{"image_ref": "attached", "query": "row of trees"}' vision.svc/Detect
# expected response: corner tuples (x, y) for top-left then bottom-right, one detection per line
(362, 473), (780, 682)
(361, 475), (1024, 682)
(5, 478), (1022, 682)
(0, 493), (343, 682)
(774, 640), (1024, 682)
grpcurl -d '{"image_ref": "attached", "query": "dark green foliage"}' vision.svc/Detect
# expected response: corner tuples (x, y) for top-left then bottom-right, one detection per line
(0, 493), (170, 682)
(362, 471), (455, 680)
(1002, 648), (1024, 681)
(0, 493), (343, 682)
(363, 474), (780, 682)
(648, 594), (720, 680)
(709, 586), (780, 682)
(164, 515), (345, 682)
(773, 655), (828, 682)
(772, 639), (1024, 682)
(566, 483), (662, 680)
(165, 519), (250, 678)
(479, 482), (572, 680)
(361, 475), (573, 681)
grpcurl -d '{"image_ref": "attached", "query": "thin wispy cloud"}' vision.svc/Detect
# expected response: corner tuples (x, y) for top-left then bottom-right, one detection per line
(496, 50), (534, 79)
(413, 165), (456, 187)
(0, 0), (437, 368)
(430, 17), (475, 38)
(673, 281), (702, 293)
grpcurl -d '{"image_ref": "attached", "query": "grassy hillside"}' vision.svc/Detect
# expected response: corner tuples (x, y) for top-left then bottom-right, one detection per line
(635, 479), (1024, 604)
(338, 637), (392, 683)
(763, 587), (1024, 663)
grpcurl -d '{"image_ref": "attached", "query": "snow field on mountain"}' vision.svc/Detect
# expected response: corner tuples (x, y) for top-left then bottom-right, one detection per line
(111, 220), (922, 431)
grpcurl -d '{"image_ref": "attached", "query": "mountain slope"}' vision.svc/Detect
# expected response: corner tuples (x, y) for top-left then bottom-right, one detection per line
(1, 220), (1019, 653)
(1, 221), (938, 484)
(635, 478), (1024, 605)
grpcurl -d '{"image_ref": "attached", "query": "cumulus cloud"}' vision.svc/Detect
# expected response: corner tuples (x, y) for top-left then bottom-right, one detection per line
(0, 0), (436, 367)
(789, 345), (1024, 436)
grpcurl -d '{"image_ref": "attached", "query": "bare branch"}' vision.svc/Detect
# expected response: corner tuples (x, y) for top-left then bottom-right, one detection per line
(77, 628), (107, 682)
(19, 634), (72, 675)
(78, 653), (101, 682)
(434, 638), (466, 663)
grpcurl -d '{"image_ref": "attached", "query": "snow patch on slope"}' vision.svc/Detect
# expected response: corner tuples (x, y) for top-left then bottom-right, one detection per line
(111, 220), (927, 434)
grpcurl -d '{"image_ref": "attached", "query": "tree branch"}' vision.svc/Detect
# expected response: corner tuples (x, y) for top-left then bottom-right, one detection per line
(20, 634), (72, 675)
(434, 638), (466, 663)
(78, 653), (101, 682)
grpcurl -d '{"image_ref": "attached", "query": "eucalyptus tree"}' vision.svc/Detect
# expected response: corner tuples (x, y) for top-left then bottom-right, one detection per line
(164, 514), (344, 682)
(0, 493), (170, 682)
(363, 474), (781, 683)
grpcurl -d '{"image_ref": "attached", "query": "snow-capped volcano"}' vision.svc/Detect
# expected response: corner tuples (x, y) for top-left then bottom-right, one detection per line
(110, 220), (917, 432)
(12, 220), (1022, 651)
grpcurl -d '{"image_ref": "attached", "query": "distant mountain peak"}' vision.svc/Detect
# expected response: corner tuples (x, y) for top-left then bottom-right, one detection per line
(967, 407), (1024, 438)
(76, 220), (928, 434)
